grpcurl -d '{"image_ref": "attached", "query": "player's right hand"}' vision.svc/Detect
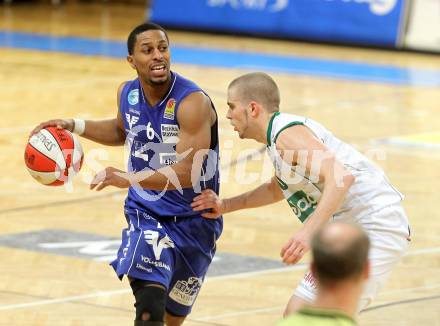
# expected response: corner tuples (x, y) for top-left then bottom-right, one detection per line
(29, 119), (74, 138)
(191, 189), (224, 219)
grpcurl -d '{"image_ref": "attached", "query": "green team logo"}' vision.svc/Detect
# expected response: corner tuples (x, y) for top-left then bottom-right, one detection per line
(287, 191), (318, 223)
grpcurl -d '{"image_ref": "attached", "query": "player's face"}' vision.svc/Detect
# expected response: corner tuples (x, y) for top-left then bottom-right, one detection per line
(226, 88), (249, 139)
(129, 30), (171, 85)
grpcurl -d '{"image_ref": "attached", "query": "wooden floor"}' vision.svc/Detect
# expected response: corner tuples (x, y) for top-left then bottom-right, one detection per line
(0, 2), (439, 325)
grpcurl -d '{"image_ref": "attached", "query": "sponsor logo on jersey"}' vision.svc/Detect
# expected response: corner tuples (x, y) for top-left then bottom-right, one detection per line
(169, 277), (202, 306)
(143, 230), (175, 260)
(160, 153), (177, 166)
(287, 190), (318, 223)
(164, 98), (176, 120)
(128, 89), (139, 105)
(161, 124), (179, 143)
(129, 108), (140, 115)
(125, 113), (139, 130)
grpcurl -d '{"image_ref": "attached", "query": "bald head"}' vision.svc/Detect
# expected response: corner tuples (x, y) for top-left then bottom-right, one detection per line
(228, 72), (280, 112)
(311, 222), (370, 286)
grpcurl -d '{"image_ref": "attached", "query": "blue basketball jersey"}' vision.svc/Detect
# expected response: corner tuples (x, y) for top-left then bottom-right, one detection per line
(119, 72), (220, 217)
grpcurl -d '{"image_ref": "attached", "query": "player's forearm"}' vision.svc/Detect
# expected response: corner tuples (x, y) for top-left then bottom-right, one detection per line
(136, 160), (195, 191)
(223, 177), (284, 214)
(81, 119), (125, 146)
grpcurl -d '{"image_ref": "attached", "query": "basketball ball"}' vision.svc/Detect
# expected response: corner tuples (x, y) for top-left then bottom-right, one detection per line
(24, 127), (84, 186)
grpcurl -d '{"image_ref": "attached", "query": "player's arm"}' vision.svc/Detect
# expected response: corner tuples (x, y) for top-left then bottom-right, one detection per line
(29, 82), (126, 146)
(90, 91), (214, 191)
(276, 125), (355, 264)
(191, 176), (284, 218)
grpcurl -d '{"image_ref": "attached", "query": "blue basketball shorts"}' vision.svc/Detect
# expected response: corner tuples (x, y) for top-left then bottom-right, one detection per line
(111, 207), (223, 316)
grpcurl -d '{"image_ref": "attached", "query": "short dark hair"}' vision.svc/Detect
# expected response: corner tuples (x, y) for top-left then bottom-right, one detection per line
(312, 222), (370, 286)
(127, 22), (169, 55)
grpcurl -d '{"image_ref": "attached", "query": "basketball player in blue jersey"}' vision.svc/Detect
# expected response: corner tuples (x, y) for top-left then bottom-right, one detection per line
(30, 23), (222, 326)
(192, 72), (410, 318)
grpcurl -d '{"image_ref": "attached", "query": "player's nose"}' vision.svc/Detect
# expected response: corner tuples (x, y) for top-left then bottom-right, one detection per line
(152, 47), (164, 60)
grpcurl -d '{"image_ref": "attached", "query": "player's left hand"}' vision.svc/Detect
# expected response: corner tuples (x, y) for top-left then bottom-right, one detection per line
(280, 228), (312, 264)
(90, 166), (131, 191)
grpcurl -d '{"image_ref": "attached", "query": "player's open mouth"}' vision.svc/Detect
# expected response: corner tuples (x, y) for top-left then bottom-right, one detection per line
(151, 64), (167, 77)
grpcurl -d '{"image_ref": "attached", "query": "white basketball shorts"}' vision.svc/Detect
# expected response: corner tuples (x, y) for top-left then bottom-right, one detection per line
(294, 204), (410, 311)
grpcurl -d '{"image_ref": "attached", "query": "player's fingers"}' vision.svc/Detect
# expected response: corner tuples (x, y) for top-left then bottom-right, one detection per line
(90, 179), (100, 190)
(192, 201), (213, 211)
(191, 198), (208, 207)
(201, 212), (219, 219)
(30, 121), (60, 138)
(283, 250), (298, 264)
(282, 241), (299, 261)
(192, 194), (207, 202)
(280, 238), (294, 257)
(284, 245), (304, 264)
(95, 181), (108, 191)
(193, 190), (213, 201)
(200, 189), (215, 196)
(191, 196), (214, 206)
(90, 170), (106, 189)
(191, 205), (204, 211)
(29, 123), (46, 137)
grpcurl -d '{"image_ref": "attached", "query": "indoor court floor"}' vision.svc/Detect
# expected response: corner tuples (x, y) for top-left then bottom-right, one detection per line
(0, 2), (439, 325)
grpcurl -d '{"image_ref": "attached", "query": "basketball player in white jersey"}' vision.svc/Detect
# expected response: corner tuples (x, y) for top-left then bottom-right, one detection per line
(191, 72), (410, 316)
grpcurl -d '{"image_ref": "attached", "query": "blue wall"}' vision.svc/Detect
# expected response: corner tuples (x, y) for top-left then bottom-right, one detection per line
(150, 0), (407, 47)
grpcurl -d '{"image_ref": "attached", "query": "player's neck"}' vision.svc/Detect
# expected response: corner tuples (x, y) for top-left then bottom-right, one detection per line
(256, 111), (275, 145)
(139, 77), (172, 107)
(252, 126), (267, 144)
(313, 282), (363, 318)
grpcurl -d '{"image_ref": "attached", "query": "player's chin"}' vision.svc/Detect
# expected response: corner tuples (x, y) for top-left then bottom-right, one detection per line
(150, 75), (169, 85)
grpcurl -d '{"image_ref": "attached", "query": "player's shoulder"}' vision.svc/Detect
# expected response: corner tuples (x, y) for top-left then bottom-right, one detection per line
(178, 91), (211, 119)
(173, 72), (200, 89)
(172, 73), (205, 103)
(269, 112), (307, 147)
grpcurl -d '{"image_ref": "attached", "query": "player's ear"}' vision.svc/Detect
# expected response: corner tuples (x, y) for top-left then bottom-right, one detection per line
(248, 101), (260, 118)
(310, 262), (317, 278)
(363, 260), (370, 279)
(127, 55), (136, 70)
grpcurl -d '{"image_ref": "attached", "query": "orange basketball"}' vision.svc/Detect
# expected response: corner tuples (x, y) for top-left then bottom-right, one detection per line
(24, 127), (84, 186)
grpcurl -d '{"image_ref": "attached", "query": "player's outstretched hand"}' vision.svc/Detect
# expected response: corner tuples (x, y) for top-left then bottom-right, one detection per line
(29, 119), (74, 138)
(90, 166), (131, 191)
(191, 189), (224, 219)
(280, 228), (312, 264)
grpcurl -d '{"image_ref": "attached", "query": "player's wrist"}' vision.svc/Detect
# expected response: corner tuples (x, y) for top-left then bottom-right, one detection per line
(72, 118), (85, 135)
(221, 198), (230, 214)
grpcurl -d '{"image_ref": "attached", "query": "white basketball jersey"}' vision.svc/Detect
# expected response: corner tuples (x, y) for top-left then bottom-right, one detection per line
(266, 112), (403, 223)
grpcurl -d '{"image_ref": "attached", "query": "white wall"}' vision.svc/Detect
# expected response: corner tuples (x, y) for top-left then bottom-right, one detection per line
(404, 0), (440, 52)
